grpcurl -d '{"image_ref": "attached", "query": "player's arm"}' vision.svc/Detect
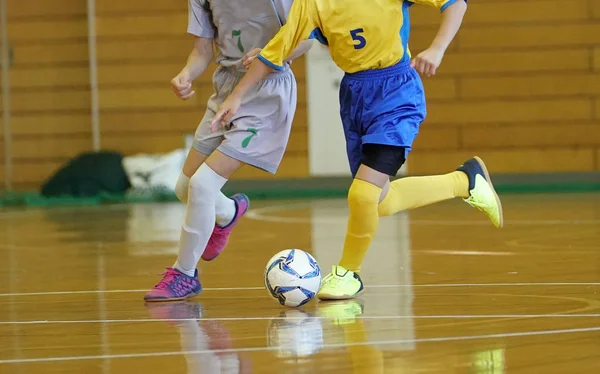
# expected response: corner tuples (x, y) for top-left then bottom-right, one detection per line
(410, 0), (467, 76)
(285, 39), (315, 61)
(242, 40), (315, 69)
(181, 37), (214, 81)
(172, 0), (216, 100)
(210, 0), (320, 129)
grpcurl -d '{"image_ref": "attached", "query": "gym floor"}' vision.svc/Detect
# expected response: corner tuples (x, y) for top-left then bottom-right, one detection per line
(1, 193), (599, 373)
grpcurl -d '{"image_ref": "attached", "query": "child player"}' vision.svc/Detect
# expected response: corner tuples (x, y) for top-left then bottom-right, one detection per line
(212, 0), (503, 301)
(144, 0), (312, 302)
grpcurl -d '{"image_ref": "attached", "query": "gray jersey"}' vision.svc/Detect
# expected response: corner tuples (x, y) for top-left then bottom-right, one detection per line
(188, 0), (293, 71)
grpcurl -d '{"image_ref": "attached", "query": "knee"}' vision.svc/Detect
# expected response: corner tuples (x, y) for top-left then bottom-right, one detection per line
(188, 170), (212, 203)
(175, 173), (190, 204)
(377, 197), (394, 217)
(347, 179), (381, 208)
(188, 164), (226, 203)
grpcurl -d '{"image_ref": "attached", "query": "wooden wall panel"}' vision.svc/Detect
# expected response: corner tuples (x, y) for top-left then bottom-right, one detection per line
(422, 78), (457, 100)
(413, 128), (460, 151)
(12, 42), (89, 67)
(463, 123), (600, 148)
(12, 114), (91, 136)
(7, 18), (87, 42)
(410, 149), (596, 175)
(406, 0), (600, 175)
(439, 49), (591, 75)
(8, 66), (89, 89)
(594, 47), (600, 71)
(593, 0), (600, 19)
(96, 39), (192, 63)
(5, 0), (600, 190)
(96, 14), (186, 38)
(7, 0), (85, 17)
(462, 0), (589, 24)
(1, 0), (92, 191)
(461, 74), (600, 99)
(410, 0), (590, 26)
(426, 99), (592, 125)
(459, 24), (600, 50)
(96, 0), (186, 14)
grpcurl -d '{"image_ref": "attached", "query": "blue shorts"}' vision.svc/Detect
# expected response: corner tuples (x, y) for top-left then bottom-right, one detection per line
(339, 61), (427, 176)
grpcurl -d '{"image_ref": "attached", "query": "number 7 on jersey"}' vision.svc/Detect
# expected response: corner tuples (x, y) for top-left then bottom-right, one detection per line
(350, 28), (366, 50)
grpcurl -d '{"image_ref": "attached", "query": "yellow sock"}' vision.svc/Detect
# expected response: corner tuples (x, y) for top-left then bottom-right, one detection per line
(339, 179), (382, 274)
(342, 320), (383, 374)
(378, 171), (469, 217)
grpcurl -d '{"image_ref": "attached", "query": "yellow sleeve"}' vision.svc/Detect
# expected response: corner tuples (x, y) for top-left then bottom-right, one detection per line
(409, 0), (467, 12)
(258, 0), (324, 70)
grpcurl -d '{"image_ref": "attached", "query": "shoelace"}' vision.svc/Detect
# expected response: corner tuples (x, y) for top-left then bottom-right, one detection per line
(322, 272), (347, 287)
(465, 196), (489, 212)
(155, 269), (179, 289)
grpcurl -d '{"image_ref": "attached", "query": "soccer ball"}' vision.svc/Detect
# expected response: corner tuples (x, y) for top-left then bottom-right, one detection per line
(264, 249), (321, 307)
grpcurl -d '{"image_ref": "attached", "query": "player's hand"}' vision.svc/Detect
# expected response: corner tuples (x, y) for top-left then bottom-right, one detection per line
(210, 94), (242, 132)
(242, 48), (262, 69)
(411, 47), (445, 77)
(171, 70), (195, 100)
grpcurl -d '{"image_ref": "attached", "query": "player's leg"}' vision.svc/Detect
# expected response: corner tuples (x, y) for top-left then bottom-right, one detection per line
(318, 145), (404, 300)
(378, 157), (503, 228)
(145, 149), (244, 302)
(175, 140), (238, 230)
(144, 68), (248, 302)
(202, 67), (296, 261)
(373, 66), (502, 226)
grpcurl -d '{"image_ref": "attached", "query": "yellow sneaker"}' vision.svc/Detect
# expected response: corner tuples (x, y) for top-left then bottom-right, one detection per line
(457, 156), (504, 228)
(317, 265), (364, 300)
(317, 300), (364, 325)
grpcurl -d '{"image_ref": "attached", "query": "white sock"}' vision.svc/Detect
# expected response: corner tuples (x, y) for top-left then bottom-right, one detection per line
(175, 171), (235, 227)
(215, 193), (236, 227)
(174, 172), (190, 203)
(173, 164), (227, 277)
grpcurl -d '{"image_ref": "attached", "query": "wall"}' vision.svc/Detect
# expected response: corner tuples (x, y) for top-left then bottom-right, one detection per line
(2, 0), (600, 191)
(0, 0), (92, 190)
(0, 0), (309, 191)
(408, 0), (600, 175)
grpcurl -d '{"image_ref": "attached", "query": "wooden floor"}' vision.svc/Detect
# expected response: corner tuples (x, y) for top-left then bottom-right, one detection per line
(1, 193), (599, 373)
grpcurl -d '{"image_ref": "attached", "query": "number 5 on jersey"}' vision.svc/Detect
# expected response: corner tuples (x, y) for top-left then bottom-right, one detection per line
(350, 28), (366, 50)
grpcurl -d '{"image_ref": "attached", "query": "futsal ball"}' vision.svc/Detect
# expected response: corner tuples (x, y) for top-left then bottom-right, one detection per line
(264, 249), (322, 307)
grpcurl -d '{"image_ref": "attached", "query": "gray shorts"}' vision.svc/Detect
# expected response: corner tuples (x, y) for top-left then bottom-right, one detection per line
(193, 65), (297, 174)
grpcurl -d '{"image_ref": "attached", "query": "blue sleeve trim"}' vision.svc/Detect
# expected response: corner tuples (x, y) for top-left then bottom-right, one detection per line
(257, 54), (284, 71)
(441, 0), (466, 12)
(308, 27), (329, 46)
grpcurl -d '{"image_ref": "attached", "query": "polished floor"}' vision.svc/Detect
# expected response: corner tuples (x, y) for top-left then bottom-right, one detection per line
(0, 193), (599, 373)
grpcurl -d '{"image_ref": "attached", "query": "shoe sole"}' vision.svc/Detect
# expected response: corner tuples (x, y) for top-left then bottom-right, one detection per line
(317, 288), (364, 301)
(143, 290), (201, 303)
(473, 156), (504, 228)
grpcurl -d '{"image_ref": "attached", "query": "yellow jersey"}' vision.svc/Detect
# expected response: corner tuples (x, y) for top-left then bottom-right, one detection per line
(258, 0), (461, 73)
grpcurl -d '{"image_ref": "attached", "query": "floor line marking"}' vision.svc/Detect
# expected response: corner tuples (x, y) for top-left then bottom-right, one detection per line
(1, 314), (600, 325)
(1, 326), (599, 364)
(0, 282), (598, 298)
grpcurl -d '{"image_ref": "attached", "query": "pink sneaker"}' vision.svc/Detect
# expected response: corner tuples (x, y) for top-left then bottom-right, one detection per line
(202, 193), (249, 261)
(144, 268), (202, 302)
